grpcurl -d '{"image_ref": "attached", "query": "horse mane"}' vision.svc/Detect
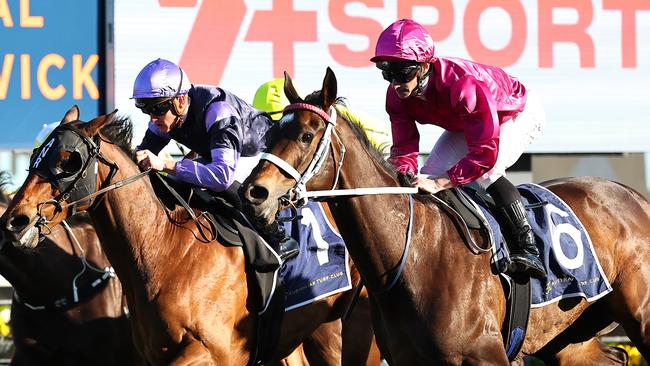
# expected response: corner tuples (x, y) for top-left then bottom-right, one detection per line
(98, 114), (134, 156)
(0, 171), (13, 204)
(90, 114), (192, 222)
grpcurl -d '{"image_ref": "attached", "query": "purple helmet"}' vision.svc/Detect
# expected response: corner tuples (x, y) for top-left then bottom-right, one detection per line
(370, 19), (435, 63)
(132, 58), (191, 99)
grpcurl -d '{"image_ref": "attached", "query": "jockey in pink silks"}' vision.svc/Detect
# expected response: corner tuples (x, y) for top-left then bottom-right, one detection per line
(371, 19), (546, 278)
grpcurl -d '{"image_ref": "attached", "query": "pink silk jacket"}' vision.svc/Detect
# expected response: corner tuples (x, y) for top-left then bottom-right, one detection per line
(386, 57), (527, 186)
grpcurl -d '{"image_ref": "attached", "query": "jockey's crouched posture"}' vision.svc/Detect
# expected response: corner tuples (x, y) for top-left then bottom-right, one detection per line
(372, 19), (546, 278)
(132, 58), (299, 260)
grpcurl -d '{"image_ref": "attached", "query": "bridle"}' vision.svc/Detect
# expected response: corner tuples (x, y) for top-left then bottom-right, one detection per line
(259, 102), (417, 294)
(260, 103), (344, 208)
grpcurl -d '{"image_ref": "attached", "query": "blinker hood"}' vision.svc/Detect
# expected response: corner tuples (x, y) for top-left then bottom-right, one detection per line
(29, 124), (100, 209)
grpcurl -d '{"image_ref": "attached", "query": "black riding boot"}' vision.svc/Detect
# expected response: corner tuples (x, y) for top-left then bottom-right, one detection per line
(261, 221), (300, 261)
(487, 177), (546, 279)
(498, 199), (546, 278)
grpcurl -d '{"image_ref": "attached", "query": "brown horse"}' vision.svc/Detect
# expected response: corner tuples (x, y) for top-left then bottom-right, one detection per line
(0, 172), (135, 365)
(0, 109), (379, 365)
(240, 67), (649, 365)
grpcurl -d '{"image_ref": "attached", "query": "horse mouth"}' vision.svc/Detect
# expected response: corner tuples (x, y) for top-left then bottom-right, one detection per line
(11, 225), (40, 249)
(242, 200), (279, 232)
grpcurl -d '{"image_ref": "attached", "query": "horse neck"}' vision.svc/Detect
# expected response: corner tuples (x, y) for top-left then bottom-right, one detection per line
(325, 121), (422, 290)
(90, 143), (175, 294)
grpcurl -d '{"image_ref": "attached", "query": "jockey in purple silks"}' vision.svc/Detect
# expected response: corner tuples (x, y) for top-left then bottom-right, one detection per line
(372, 19), (546, 278)
(132, 58), (298, 260)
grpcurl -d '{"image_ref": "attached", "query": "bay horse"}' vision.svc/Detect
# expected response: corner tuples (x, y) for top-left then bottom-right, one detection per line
(0, 172), (135, 365)
(0, 108), (379, 365)
(240, 67), (649, 365)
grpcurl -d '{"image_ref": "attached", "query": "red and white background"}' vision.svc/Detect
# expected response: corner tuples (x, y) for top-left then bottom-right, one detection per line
(113, 0), (650, 154)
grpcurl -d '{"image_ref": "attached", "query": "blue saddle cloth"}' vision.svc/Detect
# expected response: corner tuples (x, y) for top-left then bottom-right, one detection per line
(278, 202), (351, 311)
(470, 183), (612, 307)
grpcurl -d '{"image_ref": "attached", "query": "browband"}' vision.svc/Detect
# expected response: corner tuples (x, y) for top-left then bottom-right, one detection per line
(284, 103), (335, 124)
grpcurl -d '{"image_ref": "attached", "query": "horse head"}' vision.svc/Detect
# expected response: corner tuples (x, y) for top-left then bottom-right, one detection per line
(242, 67), (349, 229)
(0, 106), (117, 249)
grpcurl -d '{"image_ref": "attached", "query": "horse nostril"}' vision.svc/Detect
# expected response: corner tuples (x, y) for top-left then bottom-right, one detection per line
(246, 185), (269, 204)
(6, 214), (30, 233)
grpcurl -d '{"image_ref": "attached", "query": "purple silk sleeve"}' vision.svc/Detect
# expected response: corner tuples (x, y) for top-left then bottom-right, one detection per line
(174, 147), (241, 192)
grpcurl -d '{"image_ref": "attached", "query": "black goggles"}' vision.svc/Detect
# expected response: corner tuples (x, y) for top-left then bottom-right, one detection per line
(136, 99), (173, 116)
(381, 65), (420, 84)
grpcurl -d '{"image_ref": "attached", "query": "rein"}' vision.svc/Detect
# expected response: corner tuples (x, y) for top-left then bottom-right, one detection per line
(371, 193), (414, 295)
(60, 169), (151, 211)
(151, 173), (218, 243)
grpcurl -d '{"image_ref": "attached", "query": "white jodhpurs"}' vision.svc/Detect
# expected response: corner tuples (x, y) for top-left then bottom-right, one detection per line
(420, 90), (545, 189)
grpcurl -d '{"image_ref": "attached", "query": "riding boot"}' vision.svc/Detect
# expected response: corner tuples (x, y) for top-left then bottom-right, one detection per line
(261, 221), (300, 261)
(498, 199), (546, 279)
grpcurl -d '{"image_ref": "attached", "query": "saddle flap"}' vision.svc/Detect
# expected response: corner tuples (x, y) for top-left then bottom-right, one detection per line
(451, 188), (480, 229)
(432, 187), (495, 255)
(436, 187), (494, 230)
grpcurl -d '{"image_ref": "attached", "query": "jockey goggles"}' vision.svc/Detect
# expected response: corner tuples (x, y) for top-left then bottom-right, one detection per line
(376, 61), (421, 84)
(135, 98), (174, 116)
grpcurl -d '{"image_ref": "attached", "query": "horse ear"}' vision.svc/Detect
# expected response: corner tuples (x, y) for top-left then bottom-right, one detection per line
(84, 109), (118, 137)
(61, 105), (80, 124)
(283, 71), (302, 104)
(321, 67), (337, 111)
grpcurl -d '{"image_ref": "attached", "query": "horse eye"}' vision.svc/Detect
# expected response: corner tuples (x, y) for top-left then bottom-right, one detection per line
(59, 151), (83, 174)
(300, 132), (314, 144)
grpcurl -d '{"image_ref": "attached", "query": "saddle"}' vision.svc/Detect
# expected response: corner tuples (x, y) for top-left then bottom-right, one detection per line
(435, 186), (531, 362)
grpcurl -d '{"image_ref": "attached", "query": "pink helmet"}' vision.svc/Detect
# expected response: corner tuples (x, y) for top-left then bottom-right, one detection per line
(370, 19), (435, 63)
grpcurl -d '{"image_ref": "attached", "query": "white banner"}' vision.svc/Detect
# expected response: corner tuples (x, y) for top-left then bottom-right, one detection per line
(114, 0), (650, 153)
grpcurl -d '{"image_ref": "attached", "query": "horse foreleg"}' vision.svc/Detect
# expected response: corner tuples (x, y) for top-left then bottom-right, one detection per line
(539, 338), (627, 366)
(342, 294), (381, 366)
(275, 345), (311, 366)
(302, 321), (342, 366)
(167, 340), (217, 366)
(460, 335), (510, 366)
